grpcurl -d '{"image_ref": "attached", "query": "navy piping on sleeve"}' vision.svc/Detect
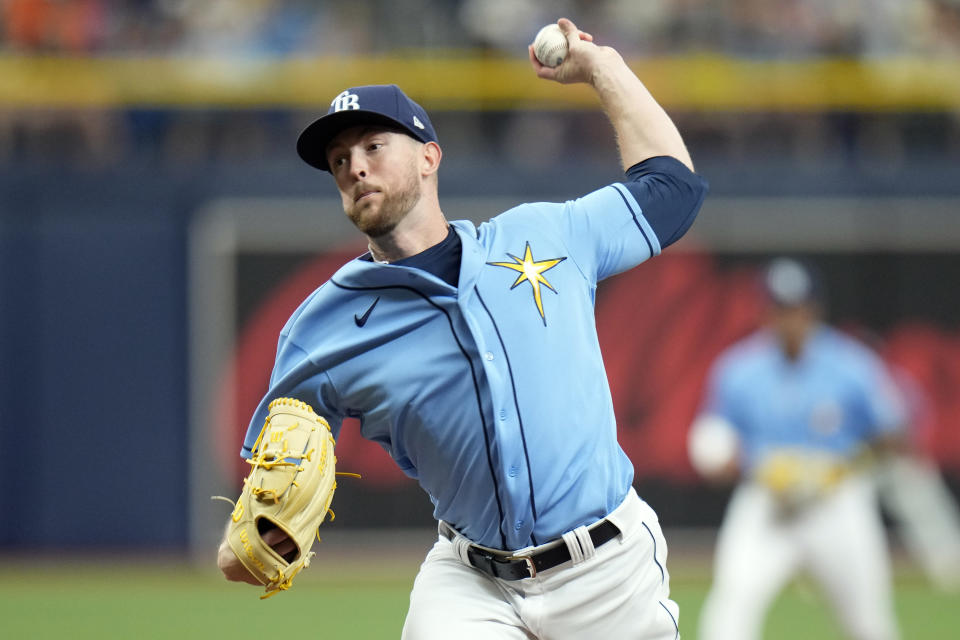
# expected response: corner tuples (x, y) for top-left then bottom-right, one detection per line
(624, 156), (708, 249)
(331, 280), (509, 549)
(614, 187), (655, 256)
(476, 288), (540, 547)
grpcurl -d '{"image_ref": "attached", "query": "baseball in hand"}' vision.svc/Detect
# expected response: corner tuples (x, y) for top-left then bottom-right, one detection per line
(532, 23), (568, 68)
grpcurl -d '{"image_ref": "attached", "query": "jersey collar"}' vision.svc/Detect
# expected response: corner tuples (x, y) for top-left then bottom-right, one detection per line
(328, 220), (484, 296)
(450, 220), (486, 294)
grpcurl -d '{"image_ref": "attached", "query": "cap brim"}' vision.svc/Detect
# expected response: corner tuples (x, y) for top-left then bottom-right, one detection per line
(297, 110), (414, 172)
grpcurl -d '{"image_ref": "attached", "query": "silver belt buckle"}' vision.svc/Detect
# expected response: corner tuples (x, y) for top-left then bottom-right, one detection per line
(508, 554), (537, 578)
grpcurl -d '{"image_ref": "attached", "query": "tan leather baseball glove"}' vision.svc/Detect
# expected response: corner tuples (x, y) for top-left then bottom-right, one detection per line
(224, 397), (338, 598)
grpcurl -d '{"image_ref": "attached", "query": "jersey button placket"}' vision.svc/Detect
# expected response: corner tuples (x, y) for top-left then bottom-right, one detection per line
(468, 309), (529, 545)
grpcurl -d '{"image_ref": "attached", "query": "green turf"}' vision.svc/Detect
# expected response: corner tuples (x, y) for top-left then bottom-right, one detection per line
(671, 571), (960, 639)
(1, 560), (958, 639)
(0, 561), (411, 639)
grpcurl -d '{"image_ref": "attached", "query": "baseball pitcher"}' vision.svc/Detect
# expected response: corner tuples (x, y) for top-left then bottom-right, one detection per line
(218, 18), (708, 639)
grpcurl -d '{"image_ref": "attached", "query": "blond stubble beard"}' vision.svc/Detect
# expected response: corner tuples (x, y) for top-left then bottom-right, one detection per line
(345, 163), (423, 238)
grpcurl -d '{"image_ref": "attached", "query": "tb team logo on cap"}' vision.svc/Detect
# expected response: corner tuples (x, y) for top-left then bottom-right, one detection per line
(297, 84), (439, 171)
(331, 91), (360, 112)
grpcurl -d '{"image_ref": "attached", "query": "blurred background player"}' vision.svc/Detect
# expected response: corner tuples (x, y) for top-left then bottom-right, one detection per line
(688, 257), (906, 640)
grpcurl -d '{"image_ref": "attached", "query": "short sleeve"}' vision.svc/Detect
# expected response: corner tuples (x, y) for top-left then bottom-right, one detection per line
(547, 183), (663, 282)
(542, 156), (706, 282)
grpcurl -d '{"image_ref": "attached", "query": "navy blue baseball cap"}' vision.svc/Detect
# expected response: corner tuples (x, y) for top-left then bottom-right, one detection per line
(762, 257), (824, 306)
(297, 84), (439, 172)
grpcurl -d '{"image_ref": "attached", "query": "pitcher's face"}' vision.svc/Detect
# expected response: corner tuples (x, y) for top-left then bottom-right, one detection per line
(327, 126), (424, 238)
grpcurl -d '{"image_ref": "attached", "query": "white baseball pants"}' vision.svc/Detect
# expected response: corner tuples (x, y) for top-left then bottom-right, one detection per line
(698, 475), (898, 640)
(401, 488), (680, 640)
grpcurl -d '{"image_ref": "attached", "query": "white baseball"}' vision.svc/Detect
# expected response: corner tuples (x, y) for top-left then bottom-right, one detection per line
(532, 23), (568, 68)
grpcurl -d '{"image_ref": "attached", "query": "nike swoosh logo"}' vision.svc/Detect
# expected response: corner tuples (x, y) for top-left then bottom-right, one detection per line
(354, 296), (380, 327)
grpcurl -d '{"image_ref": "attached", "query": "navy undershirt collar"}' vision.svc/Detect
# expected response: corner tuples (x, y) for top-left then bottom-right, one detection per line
(366, 226), (462, 288)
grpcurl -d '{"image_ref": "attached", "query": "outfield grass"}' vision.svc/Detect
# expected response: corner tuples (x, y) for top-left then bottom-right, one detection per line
(670, 571), (960, 639)
(1, 557), (957, 638)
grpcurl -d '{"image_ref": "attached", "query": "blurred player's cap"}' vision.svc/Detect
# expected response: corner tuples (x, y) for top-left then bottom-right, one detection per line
(297, 84), (438, 172)
(762, 257), (824, 306)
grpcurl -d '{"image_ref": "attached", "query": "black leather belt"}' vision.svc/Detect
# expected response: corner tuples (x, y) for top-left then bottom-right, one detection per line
(439, 520), (620, 580)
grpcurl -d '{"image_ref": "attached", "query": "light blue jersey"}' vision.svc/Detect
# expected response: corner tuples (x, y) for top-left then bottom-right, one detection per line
(242, 182), (665, 550)
(702, 326), (907, 473)
(241, 153), (711, 550)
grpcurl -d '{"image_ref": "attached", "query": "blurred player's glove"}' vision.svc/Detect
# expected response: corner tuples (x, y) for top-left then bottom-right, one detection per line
(223, 398), (338, 599)
(754, 449), (851, 512)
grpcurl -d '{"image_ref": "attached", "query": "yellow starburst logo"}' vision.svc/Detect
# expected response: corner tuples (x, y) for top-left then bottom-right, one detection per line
(487, 242), (567, 325)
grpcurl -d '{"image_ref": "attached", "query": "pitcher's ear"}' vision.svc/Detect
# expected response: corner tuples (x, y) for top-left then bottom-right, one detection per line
(421, 141), (442, 177)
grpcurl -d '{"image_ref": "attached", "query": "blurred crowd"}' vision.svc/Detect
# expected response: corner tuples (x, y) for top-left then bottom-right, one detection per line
(2, 0), (959, 57)
(1, 0), (959, 170)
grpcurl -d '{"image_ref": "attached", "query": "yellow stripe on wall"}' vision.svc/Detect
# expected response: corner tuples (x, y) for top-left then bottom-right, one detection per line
(0, 54), (957, 111)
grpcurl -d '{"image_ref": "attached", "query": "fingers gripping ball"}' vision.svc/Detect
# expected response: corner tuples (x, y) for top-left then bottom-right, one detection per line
(226, 398), (338, 598)
(532, 23), (568, 68)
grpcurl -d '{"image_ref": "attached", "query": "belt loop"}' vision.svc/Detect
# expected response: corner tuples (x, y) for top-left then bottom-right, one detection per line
(452, 533), (473, 567)
(562, 525), (597, 566)
(561, 530), (584, 565)
(440, 521), (475, 567)
(574, 526), (596, 562)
